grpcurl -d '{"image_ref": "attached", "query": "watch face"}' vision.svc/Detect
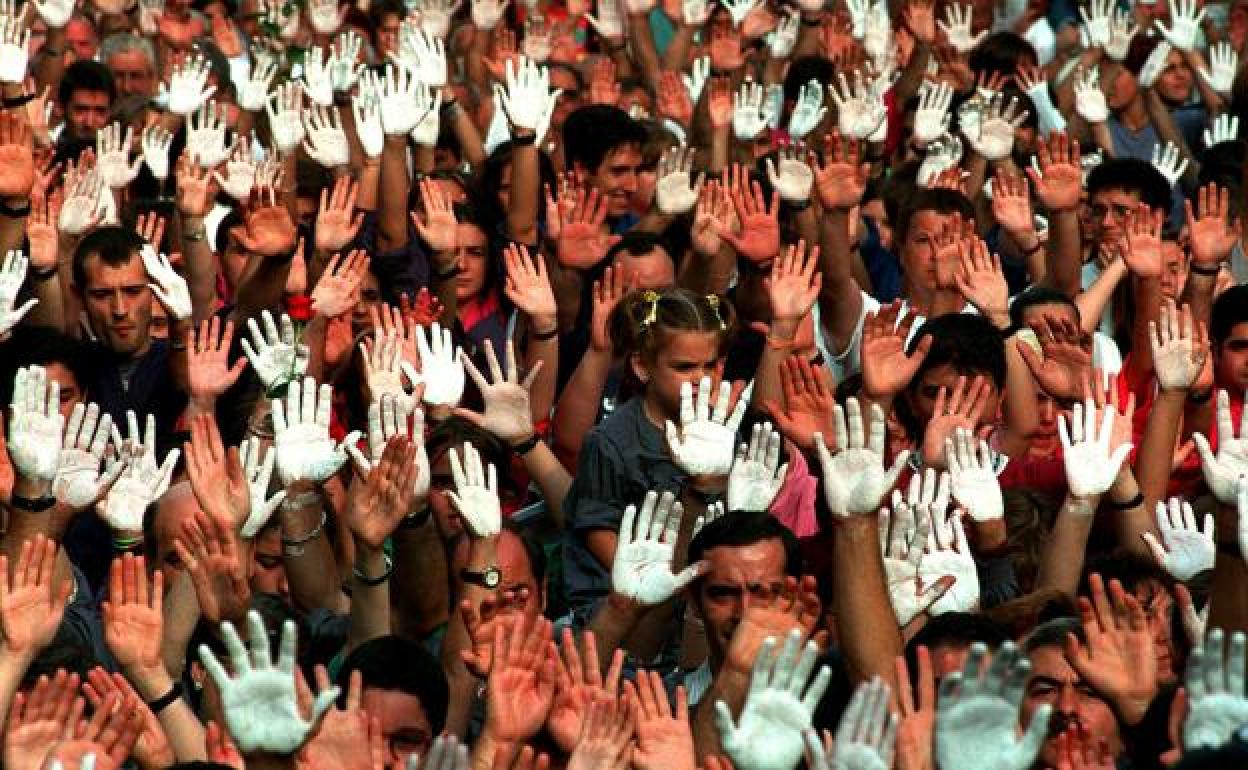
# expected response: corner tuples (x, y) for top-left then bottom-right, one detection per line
(483, 568), (502, 588)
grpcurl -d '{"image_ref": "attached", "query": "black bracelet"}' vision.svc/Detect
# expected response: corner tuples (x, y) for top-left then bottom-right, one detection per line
(784, 198), (812, 212)
(29, 265), (58, 282)
(1190, 262), (1221, 276)
(532, 325), (558, 341)
(10, 494), (56, 512)
(1, 93), (33, 109)
(1105, 492), (1144, 511)
(1189, 388), (1214, 404)
(511, 433), (541, 455)
(1021, 240), (1044, 257)
(353, 553), (394, 586)
(147, 682), (183, 714)
(398, 505), (433, 530)
(0, 198), (31, 218)
(511, 132), (537, 147)
(800, 14), (821, 25)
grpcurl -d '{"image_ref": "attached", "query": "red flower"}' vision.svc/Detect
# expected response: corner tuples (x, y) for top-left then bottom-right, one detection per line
(285, 293), (313, 322)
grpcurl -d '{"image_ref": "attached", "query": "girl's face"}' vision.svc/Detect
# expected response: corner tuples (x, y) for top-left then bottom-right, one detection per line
(632, 330), (724, 420)
(1156, 50), (1193, 104)
(351, 272), (379, 333)
(455, 224), (489, 301)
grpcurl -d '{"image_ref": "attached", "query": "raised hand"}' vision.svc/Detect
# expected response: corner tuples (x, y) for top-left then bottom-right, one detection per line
(547, 629), (624, 754)
(82, 669), (174, 770)
(346, 397), (429, 508)
(1151, 141), (1189, 188)
(814, 132), (870, 210)
(936, 3), (985, 52)
(655, 145), (703, 216)
(417, 321), (465, 407)
(200, 610), (340, 754)
(0, 19), (30, 85)
(732, 80), (767, 140)
(301, 104), (349, 169)
(913, 81), (953, 146)
(555, 186), (620, 268)
(100, 412), (178, 533)
(922, 506), (979, 614)
(1185, 183), (1239, 269)
(411, 176), (458, 254)
(57, 164), (106, 236)
(764, 145), (813, 205)
(237, 185), (297, 256)
(359, 332), (421, 413)
(175, 507), (251, 625)
(140, 125), (172, 181)
(935, 642), (1049, 770)
(272, 377), (360, 484)
(1073, 68), (1108, 124)
(1064, 574), (1157, 725)
(1018, 313), (1092, 401)
(945, 427), (1002, 523)
(718, 165), (780, 263)
(666, 375), (748, 479)
(827, 71), (886, 141)
(613, 489), (706, 605)
(806, 677), (896, 770)
(346, 434), (419, 550)
(166, 55), (216, 116)
(565, 695), (632, 770)
(860, 302), (931, 400)
(1184, 627), (1248, 750)
(627, 670), (694, 770)
(814, 398), (908, 516)
(1154, 0), (1204, 50)
(266, 82), (306, 156)
(187, 316), (247, 410)
(95, 122), (142, 189)
(1141, 497), (1214, 582)
(0, 535), (72, 660)
(921, 375), (992, 469)
(716, 630), (832, 770)
(965, 93), (1027, 161)
(453, 339), (541, 445)
(184, 413), (251, 530)
(311, 249), (369, 318)
(0, 251), (37, 340)
(9, 365), (64, 482)
(1150, 299), (1207, 392)
(4, 669), (81, 770)
(445, 442), (502, 538)
(1026, 131), (1082, 212)
(53, 402), (120, 509)
(1060, 398), (1132, 499)
(880, 496), (949, 625)
(1195, 390), (1248, 505)
(726, 422), (787, 513)
(242, 310), (309, 391)
(484, 612), (556, 745)
(765, 356), (837, 452)
(101, 553), (164, 678)
(787, 80), (826, 139)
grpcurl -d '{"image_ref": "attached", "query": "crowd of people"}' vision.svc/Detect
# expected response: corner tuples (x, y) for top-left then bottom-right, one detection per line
(0, 0), (1244, 766)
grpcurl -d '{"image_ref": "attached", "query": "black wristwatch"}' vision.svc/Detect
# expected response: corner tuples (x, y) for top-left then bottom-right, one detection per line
(460, 566), (502, 589)
(11, 493), (56, 512)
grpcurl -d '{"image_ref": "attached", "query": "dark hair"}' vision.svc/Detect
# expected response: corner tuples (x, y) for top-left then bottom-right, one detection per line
(367, 0), (406, 36)
(688, 510), (802, 576)
(895, 188), (976, 244)
(425, 416), (523, 499)
(1212, 284), (1248, 345)
(1008, 286), (1081, 332)
(605, 231), (673, 266)
(608, 288), (736, 368)
(479, 140), (558, 234)
(21, 626), (101, 687)
(58, 59), (116, 106)
(339, 636), (449, 734)
(1081, 552), (1175, 594)
(1087, 158), (1173, 212)
(1124, 33), (1165, 77)
(968, 31), (1038, 77)
(562, 105), (646, 175)
(72, 226), (145, 290)
(896, 313), (1007, 442)
(783, 55), (836, 103)
(904, 613), (1009, 682)
(0, 326), (92, 406)
(1022, 616), (1085, 654)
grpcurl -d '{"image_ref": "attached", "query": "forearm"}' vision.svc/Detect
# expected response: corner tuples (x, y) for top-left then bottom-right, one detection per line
(391, 515), (450, 639)
(1207, 517), (1248, 635)
(161, 572), (201, 679)
(1105, 466), (1152, 558)
(551, 347), (612, 468)
(1130, 278), (1163, 377)
(125, 664), (207, 762)
(377, 137), (411, 253)
(831, 517), (903, 687)
(1135, 389), (1185, 508)
(1035, 495), (1098, 597)
(751, 317), (799, 414)
(27, 271), (64, 331)
(507, 142), (541, 247)
(230, 254), (293, 325)
(32, 29), (66, 92)
(181, 217), (218, 324)
(998, 337), (1040, 459)
(708, 125), (730, 174)
(429, 261), (460, 329)
(1180, 271), (1217, 332)
(1074, 257), (1127, 335)
(0, 648), (31, 733)
(627, 11), (663, 87)
(676, 246), (736, 295)
(346, 542), (392, 654)
(525, 331), (558, 428)
(0, 210), (26, 256)
(586, 594), (645, 673)
(355, 159), (381, 212)
(818, 211), (866, 353)
(447, 102), (487, 171)
(662, 25), (696, 72)
(1043, 209), (1082, 297)
(893, 42), (932, 105)
(279, 489), (348, 614)
(692, 665), (749, 758)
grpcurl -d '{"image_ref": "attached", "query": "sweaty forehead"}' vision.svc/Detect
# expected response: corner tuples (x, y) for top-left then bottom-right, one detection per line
(702, 539), (787, 585)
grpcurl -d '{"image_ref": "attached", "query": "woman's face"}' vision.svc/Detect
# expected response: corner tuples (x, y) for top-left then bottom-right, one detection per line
(1102, 62), (1138, 111)
(351, 272), (380, 333)
(1155, 50), (1193, 104)
(455, 224), (489, 301)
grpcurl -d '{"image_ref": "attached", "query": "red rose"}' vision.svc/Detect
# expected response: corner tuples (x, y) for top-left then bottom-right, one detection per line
(285, 293), (313, 322)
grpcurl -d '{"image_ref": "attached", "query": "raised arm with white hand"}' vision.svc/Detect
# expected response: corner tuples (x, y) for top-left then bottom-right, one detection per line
(1183, 628), (1248, 751)
(945, 427), (1003, 523)
(53, 403), (122, 509)
(416, 322), (465, 408)
(237, 438), (288, 538)
(240, 310), (309, 391)
(1059, 398), (1132, 500)
(141, 245), (192, 321)
(814, 398), (909, 516)
(445, 442), (501, 537)
(666, 376), (748, 479)
(0, 251), (37, 338)
(726, 422), (787, 513)
(199, 610), (339, 754)
(804, 677), (896, 770)
(715, 630), (832, 770)
(8, 365), (65, 484)
(271, 377), (360, 485)
(1141, 498), (1214, 582)
(1195, 390), (1248, 505)
(613, 489), (707, 605)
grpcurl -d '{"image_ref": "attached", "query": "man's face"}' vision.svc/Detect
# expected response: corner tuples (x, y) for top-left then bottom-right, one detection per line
(1159, 241), (1188, 301)
(899, 210), (959, 294)
(42, 362), (84, 420)
(1134, 579), (1178, 684)
(614, 247), (675, 290)
(1215, 321), (1248, 390)
(1022, 645), (1125, 767)
(250, 526), (290, 603)
(79, 252), (154, 358)
(375, 12), (402, 58)
(1088, 188), (1141, 248)
(152, 482), (199, 588)
(107, 49), (156, 98)
(581, 144), (643, 218)
(65, 18), (98, 60)
(692, 538), (788, 665)
(65, 89), (111, 138)
(361, 687), (434, 768)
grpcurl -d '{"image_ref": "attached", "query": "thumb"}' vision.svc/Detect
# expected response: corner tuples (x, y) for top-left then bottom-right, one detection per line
(1140, 532), (1168, 568)
(916, 574), (954, 613)
(712, 700), (739, 749)
(1017, 703), (1053, 762)
(308, 686), (341, 731)
(671, 560), (709, 592)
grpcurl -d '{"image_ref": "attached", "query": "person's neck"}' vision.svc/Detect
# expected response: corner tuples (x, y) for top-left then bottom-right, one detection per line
(112, 339), (152, 363)
(640, 394), (673, 431)
(1119, 96), (1150, 132)
(901, 282), (963, 319)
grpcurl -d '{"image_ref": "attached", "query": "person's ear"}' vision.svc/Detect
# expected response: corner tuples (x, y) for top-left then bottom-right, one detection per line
(629, 352), (650, 385)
